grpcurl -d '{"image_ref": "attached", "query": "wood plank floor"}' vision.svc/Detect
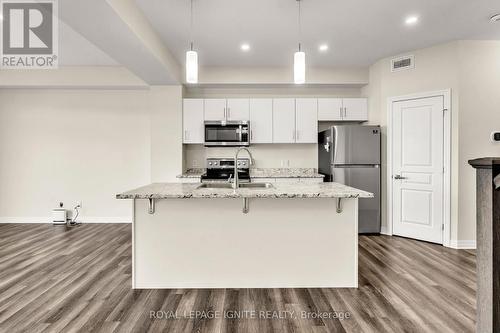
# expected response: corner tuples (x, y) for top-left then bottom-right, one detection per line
(0, 223), (476, 333)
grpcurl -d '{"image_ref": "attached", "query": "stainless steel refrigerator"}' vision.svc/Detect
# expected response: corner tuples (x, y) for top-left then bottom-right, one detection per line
(318, 125), (381, 233)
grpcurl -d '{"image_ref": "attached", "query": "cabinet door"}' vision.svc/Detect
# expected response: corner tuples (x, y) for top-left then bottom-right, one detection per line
(183, 99), (204, 144)
(249, 99), (273, 143)
(272, 99), (296, 143)
(343, 98), (368, 121)
(227, 99), (250, 121)
(318, 98), (342, 121)
(204, 99), (226, 121)
(295, 98), (318, 143)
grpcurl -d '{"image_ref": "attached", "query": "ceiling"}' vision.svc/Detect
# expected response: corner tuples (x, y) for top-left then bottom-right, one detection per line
(58, 20), (118, 66)
(135, 0), (500, 68)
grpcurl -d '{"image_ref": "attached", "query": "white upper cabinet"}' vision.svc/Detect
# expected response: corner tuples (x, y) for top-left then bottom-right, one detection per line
(295, 98), (318, 143)
(226, 99), (250, 121)
(204, 99), (226, 121)
(318, 98), (343, 121)
(183, 99), (204, 144)
(249, 99), (273, 143)
(272, 98), (296, 143)
(317, 98), (368, 122)
(343, 98), (368, 121)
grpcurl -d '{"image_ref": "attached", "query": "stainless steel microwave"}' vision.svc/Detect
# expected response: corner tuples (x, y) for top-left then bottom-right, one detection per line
(204, 121), (250, 147)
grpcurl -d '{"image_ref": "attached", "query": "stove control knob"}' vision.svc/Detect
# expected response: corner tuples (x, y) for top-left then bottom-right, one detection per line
(208, 162), (212, 166)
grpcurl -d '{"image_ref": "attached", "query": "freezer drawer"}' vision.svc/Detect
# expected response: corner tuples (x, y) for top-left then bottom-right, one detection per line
(332, 166), (381, 233)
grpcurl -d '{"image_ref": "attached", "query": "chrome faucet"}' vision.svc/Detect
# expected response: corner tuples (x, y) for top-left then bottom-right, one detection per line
(234, 147), (254, 190)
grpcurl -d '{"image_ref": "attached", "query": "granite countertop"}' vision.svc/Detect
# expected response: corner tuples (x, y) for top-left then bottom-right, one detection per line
(116, 182), (373, 199)
(177, 168), (324, 179)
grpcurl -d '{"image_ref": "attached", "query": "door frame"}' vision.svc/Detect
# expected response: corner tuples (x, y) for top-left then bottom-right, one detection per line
(387, 89), (452, 247)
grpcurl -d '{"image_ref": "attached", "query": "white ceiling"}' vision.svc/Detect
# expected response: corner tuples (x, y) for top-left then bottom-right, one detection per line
(58, 20), (118, 66)
(135, 0), (500, 67)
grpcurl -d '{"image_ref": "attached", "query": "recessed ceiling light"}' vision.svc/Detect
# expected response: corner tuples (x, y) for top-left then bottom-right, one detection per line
(490, 14), (500, 22)
(240, 43), (250, 51)
(405, 16), (419, 25)
(319, 44), (329, 52)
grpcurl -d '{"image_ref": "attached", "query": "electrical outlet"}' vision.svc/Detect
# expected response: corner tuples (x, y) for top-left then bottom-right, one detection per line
(192, 159), (199, 168)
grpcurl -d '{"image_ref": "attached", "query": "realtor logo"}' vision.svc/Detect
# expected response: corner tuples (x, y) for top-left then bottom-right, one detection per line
(1, 0), (58, 68)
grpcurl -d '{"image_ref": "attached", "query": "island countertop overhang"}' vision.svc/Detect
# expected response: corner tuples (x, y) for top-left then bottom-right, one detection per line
(116, 182), (374, 199)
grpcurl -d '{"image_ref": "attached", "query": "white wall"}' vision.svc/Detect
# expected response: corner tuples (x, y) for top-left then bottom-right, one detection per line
(457, 40), (500, 241)
(363, 40), (500, 245)
(0, 87), (182, 223)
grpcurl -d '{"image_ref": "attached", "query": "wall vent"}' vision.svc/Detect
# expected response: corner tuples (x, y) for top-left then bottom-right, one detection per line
(391, 55), (415, 72)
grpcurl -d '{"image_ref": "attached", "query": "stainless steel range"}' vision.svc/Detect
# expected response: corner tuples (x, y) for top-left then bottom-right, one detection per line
(201, 158), (251, 183)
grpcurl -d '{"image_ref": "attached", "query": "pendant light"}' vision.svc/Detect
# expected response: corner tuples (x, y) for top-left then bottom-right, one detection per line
(186, 0), (198, 84)
(294, 0), (305, 84)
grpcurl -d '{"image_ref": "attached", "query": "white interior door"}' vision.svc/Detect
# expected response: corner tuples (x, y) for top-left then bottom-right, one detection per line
(392, 96), (444, 244)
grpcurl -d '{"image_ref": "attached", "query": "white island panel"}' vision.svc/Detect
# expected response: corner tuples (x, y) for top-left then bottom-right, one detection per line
(133, 197), (358, 289)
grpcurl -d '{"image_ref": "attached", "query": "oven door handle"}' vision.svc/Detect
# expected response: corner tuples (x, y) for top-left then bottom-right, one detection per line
(239, 125), (243, 143)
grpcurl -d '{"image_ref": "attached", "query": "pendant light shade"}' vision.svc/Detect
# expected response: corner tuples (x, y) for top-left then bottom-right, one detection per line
(294, 50), (305, 84)
(186, 49), (198, 84)
(186, 0), (198, 84)
(294, 0), (305, 84)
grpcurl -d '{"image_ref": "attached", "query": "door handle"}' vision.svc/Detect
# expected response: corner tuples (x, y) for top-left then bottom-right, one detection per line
(393, 174), (407, 180)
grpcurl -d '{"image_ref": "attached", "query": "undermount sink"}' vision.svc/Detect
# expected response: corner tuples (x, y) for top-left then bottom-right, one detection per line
(238, 182), (274, 189)
(197, 183), (233, 189)
(197, 182), (273, 190)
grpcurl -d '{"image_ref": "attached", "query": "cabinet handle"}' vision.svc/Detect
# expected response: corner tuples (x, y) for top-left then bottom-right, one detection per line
(296, 130), (300, 141)
(184, 130), (188, 141)
(340, 106), (343, 119)
(344, 107), (347, 118)
(292, 130), (296, 141)
(224, 108), (226, 119)
(227, 108), (230, 119)
(250, 130), (253, 141)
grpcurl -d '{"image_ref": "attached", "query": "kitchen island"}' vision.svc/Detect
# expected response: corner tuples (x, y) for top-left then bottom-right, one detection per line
(117, 182), (373, 289)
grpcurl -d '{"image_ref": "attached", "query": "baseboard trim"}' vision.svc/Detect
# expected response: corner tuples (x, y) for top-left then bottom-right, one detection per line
(0, 216), (132, 224)
(449, 239), (476, 249)
(380, 226), (391, 235)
